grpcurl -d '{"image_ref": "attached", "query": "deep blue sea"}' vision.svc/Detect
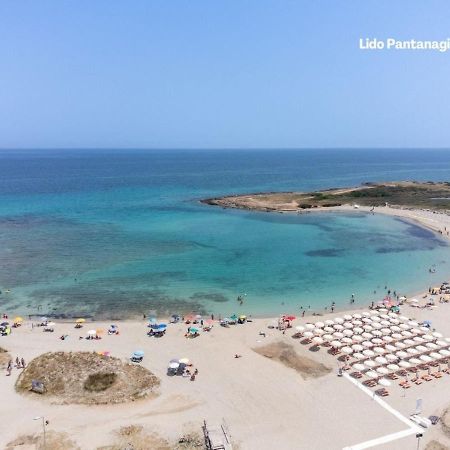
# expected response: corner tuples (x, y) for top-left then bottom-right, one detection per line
(1, 149), (450, 319)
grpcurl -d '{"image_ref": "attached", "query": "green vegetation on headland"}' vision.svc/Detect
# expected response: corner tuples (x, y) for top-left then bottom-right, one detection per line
(201, 181), (450, 212)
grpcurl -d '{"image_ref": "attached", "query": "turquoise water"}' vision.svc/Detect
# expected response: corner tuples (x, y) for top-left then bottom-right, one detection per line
(0, 149), (449, 318)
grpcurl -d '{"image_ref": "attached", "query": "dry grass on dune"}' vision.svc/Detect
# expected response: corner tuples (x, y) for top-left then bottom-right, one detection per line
(425, 440), (450, 450)
(15, 351), (160, 405)
(442, 407), (450, 438)
(6, 430), (80, 450)
(0, 346), (10, 368)
(253, 341), (331, 379)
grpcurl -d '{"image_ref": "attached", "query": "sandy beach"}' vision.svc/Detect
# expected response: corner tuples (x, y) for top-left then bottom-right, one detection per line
(2, 206), (450, 450)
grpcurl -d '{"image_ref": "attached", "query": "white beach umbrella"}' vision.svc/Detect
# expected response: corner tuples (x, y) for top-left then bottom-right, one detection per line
(324, 326), (334, 333)
(387, 363), (400, 371)
(352, 344), (364, 352)
(380, 320), (390, 327)
(334, 317), (344, 324)
(386, 357), (398, 365)
(426, 342), (439, 350)
(399, 323), (410, 330)
(305, 323), (315, 330)
(399, 315), (409, 321)
(333, 332), (344, 339)
(372, 330), (383, 337)
(385, 344), (397, 352)
(295, 325), (305, 332)
(388, 312), (397, 318)
(363, 325), (373, 332)
(343, 314), (352, 321)
(366, 370), (378, 378)
(303, 331), (314, 338)
(379, 313), (389, 319)
(374, 347), (385, 355)
(371, 316), (381, 322)
(87, 329), (96, 336)
(353, 313), (362, 319)
(362, 318), (372, 324)
(398, 360), (411, 368)
(423, 334), (434, 341)
(446, 338), (450, 343)
(413, 336), (425, 343)
(362, 341), (373, 348)
(343, 329), (353, 337)
(331, 340), (342, 348)
(324, 319), (334, 326)
(396, 351), (408, 359)
(314, 322), (325, 328)
(372, 338), (383, 345)
(415, 345), (427, 353)
(390, 326), (401, 333)
(369, 310), (380, 316)
(429, 352), (442, 360)
(419, 327), (429, 333)
(433, 332), (443, 338)
(409, 358), (421, 366)
(363, 349), (375, 358)
(379, 308), (388, 313)
(353, 327), (364, 334)
(343, 322), (354, 329)
(391, 333), (403, 340)
(411, 328), (421, 335)
(389, 319), (400, 325)
(362, 332), (373, 340)
(439, 349), (450, 357)
(353, 363), (365, 371)
(376, 366), (389, 375)
(382, 336), (393, 343)
(342, 346), (353, 354)
(401, 331), (413, 338)
(436, 340), (449, 348)
(420, 355), (432, 363)
(352, 335), (364, 342)
(362, 311), (371, 317)
(333, 324), (344, 331)
(406, 348), (419, 355)
(314, 328), (324, 335)
(364, 360), (376, 368)
(381, 328), (392, 335)
(312, 336), (324, 345)
(408, 321), (419, 327)
(395, 342), (406, 349)
(323, 334), (334, 341)
(403, 339), (415, 346)
(342, 337), (353, 344)
(371, 322), (382, 329)
(353, 320), (363, 326)
(353, 352), (365, 360)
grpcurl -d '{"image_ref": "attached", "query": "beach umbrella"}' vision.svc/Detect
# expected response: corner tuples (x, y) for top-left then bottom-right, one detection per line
(380, 320), (390, 327)
(436, 340), (448, 348)
(352, 335), (364, 342)
(189, 327), (199, 334)
(305, 323), (315, 330)
(372, 338), (383, 345)
(375, 356), (387, 364)
(399, 323), (410, 330)
(408, 321), (419, 327)
(409, 358), (421, 366)
(395, 342), (406, 349)
(14, 317), (23, 323)
(398, 360), (411, 368)
(376, 367), (389, 375)
(333, 332), (344, 339)
(385, 344), (397, 352)
(169, 361), (180, 369)
(396, 351), (408, 359)
(413, 337), (425, 343)
(353, 353), (365, 360)
(353, 363), (365, 371)
(420, 355), (432, 363)
(387, 363), (400, 371)
(314, 321), (324, 328)
(314, 328), (324, 336)
(366, 370), (378, 378)
(415, 345), (427, 353)
(378, 309), (388, 313)
(363, 325), (373, 332)
(374, 347), (385, 355)
(403, 339), (415, 346)
(343, 329), (353, 337)
(362, 341), (373, 348)
(96, 329), (104, 335)
(362, 318), (372, 324)
(341, 346), (353, 354)
(391, 333), (403, 340)
(343, 322), (353, 329)
(333, 324), (344, 331)
(371, 315), (381, 322)
(369, 310), (380, 316)
(363, 349), (375, 357)
(429, 352), (442, 360)
(362, 312), (371, 317)
(426, 342), (439, 350)
(324, 326), (334, 333)
(353, 320), (363, 326)
(179, 358), (190, 364)
(390, 326), (401, 333)
(379, 378), (391, 387)
(323, 334), (334, 341)
(352, 344), (364, 352)
(295, 325), (305, 333)
(382, 336), (393, 343)
(381, 328), (392, 335)
(446, 338), (450, 343)
(47, 322), (56, 327)
(331, 340), (342, 348)
(401, 331), (413, 338)
(343, 315), (352, 321)
(422, 334), (433, 341)
(406, 348), (419, 355)
(312, 336), (324, 345)
(389, 319), (400, 325)
(371, 322), (382, 329)
(433, 332), (443, 338)
(353, 313), (362, 319)
(75, 318), (85, 324)
(353, 327), (364, 334)
(419, 327), (429, 333)
(334, 317), (344, 324)
(439, 349), (450, 357)
(325, 319), (334, 326)
(385, 354), (397, 362)
(87, 330), (96, 336)
(411, 328), (421, 335)
(362, 332), (373, 340)
(364, 360), (376, 368)
(132, 350), (145, 358)
(398, 315), (409, 321)
(342, 337), (353, 344)
(372, 330), (383, 337)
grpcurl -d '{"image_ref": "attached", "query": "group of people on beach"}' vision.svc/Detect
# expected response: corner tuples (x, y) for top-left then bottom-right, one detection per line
(6, 356), (25, 376)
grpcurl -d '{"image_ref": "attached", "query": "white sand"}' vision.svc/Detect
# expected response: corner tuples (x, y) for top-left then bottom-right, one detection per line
(2, 206), (450, 450)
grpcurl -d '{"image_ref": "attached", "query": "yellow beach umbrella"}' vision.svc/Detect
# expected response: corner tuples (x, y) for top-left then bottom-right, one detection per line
(96, 328), (104, 335)
(75, 318), (85, 323)
(14, 317), (23, 323)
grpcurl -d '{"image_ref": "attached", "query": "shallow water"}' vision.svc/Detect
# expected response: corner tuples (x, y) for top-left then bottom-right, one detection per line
(0, 149), (449, 318)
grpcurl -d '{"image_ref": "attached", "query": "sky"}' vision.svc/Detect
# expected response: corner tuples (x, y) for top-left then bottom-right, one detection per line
(1, 1), (450, 149)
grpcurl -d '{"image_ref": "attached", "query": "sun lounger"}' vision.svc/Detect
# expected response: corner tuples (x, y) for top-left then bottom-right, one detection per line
(375, 388), (389, 397)
(432, 372), (443, 378)
(421, 375), (433, 381)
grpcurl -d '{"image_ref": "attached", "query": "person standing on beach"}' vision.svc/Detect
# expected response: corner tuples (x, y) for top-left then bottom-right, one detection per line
(21, 357), (25, 369)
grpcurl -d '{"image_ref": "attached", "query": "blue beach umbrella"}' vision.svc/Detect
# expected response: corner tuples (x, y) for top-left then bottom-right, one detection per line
(132, 350), (145, 358)
(157, 323), (167, 329)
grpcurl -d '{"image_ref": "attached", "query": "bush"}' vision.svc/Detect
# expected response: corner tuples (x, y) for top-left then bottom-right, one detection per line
(83, 372), (117, 392)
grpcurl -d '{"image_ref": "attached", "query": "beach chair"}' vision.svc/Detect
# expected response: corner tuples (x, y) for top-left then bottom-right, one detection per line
(432, 372), (443, 378)
(421, 374), (433, 382)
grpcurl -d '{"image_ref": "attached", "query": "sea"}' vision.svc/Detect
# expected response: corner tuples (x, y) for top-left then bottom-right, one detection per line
(1, 148), (450, 319)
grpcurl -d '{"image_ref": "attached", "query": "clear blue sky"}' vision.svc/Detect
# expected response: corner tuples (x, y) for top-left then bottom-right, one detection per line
(1, 1), (450, 149)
